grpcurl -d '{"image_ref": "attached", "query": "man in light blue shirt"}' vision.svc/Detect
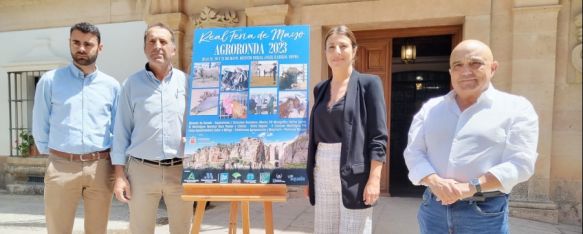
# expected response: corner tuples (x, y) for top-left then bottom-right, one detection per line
(32, 22), (120, 234)
(111, 23), (193, 234)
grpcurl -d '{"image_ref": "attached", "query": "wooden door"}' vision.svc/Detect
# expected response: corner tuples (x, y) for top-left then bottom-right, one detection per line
(354, 39), (392, 195)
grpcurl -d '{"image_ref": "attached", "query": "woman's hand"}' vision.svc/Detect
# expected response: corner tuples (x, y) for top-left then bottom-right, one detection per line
(364, 160), (383, 205)
(363, 179), (380, 205)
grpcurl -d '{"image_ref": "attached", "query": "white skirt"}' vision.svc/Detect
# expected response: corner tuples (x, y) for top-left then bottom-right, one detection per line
(314, 142), (373, 234)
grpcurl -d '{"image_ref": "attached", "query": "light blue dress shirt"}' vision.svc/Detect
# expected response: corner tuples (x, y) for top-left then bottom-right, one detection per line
(32, 64), (121, 154)
(111, 65), (188, 165)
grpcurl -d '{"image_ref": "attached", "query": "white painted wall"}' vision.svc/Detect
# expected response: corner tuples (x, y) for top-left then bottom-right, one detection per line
(0, 21), (148, 156)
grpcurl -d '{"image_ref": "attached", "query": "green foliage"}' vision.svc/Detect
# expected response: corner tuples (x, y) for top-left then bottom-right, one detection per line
(16, 131), (34, 156)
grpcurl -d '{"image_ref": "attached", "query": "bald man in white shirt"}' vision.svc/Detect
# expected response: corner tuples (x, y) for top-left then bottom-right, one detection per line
(404, 39), (539, 234)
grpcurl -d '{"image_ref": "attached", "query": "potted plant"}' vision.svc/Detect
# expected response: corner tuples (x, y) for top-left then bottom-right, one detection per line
(15, 131), (39, 157)
(6, 130), (46, 195)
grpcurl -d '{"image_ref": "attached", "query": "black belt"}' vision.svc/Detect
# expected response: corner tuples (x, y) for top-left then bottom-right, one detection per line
(461, 191), (506, 202)
(131, 156), (183, 166)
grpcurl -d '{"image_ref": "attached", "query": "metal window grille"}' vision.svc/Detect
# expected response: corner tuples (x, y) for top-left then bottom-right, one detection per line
(27, 176), (45, 183)
(8, 70), (46, 156)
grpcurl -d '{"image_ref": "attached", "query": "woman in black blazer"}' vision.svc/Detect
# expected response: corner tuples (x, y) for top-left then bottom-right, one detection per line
(306, 25), (388, 234)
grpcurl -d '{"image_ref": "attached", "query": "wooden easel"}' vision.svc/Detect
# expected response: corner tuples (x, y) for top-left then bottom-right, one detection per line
(182, 184), (287, 234)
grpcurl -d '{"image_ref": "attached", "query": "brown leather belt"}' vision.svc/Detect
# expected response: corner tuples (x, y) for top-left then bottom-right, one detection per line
(49, 149), (110, 161)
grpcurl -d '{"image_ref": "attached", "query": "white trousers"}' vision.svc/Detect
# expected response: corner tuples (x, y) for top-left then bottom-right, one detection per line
(314, 142), (373, 234)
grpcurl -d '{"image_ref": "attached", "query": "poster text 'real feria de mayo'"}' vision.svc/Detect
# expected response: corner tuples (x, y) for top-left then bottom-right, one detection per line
(198, 28), (306, 56)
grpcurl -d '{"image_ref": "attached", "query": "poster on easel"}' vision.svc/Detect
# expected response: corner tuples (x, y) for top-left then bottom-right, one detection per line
(182, 25), (310, 185)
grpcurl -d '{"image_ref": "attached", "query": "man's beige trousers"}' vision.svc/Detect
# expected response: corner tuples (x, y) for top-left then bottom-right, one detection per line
(44, 154), (114, 234)
(127, 157), (193, 234)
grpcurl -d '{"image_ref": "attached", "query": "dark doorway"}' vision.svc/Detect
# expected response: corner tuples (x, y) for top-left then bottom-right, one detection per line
(388, 36), (453, 197)
(389, 70), (450, 196)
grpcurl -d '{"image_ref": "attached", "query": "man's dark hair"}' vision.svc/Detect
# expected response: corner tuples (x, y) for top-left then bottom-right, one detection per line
(144, 22), (176, 45)
(70, 22), (101, 43)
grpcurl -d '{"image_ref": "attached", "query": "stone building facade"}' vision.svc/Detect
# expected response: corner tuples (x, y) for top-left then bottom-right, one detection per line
(0, 0), (581, 225)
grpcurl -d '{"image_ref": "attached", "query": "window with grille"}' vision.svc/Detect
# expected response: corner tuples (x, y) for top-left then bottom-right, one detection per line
(8, 70), (46, 156)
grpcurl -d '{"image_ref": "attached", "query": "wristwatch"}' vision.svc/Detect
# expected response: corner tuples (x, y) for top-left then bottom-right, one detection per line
(470, 178), (482, 194)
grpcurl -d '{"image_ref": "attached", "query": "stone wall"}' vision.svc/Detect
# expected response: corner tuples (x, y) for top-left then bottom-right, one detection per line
(549, 0), (583, 225)
(3, 157), (47, 195)
(0, 156), (6, 189)
(0, 0), (145, 31)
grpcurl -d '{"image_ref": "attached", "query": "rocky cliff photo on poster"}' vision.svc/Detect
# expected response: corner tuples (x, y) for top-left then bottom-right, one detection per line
(183, 25), (310, 184)
(184, 132), (308, 170)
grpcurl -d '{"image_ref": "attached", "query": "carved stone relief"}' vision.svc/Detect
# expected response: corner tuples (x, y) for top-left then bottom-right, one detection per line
(194, 6), (239, 28)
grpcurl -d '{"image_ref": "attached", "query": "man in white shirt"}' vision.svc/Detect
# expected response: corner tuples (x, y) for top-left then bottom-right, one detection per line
(404, 39), (539, 234)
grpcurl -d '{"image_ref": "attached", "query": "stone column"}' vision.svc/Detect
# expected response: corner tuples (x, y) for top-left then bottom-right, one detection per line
(509, 1), (561, 224)
(463, 14), (491, 44)
(245, 4), (290, 26)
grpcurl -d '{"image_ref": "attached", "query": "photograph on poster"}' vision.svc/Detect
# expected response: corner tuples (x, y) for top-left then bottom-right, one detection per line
(278, 91), (307, 118)
(184, 131), (309, 171)
(192, 62), (220, 88)
(190, 89), (219, 115)
(279, 64), (307, 90)
(219, 92), (248, 119)
(250, 60), (278, 87)
(220, 65), (249, 91)
(249, 88), (277, 115)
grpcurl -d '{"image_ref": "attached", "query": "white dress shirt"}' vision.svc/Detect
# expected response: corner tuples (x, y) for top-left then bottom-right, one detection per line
(404, 84), (539, 193)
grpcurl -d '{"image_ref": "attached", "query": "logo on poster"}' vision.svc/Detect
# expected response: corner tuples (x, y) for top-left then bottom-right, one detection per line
(219, 172), (229, 183)
(244, 172), (257, 183)
(184, 171), (199, 183)
(272, 173), (285, 183)
(231, 172), (242, 183)
(260, 172), (271, 184)
(287, 174), (306, 183)
(202, 172), (216, 183)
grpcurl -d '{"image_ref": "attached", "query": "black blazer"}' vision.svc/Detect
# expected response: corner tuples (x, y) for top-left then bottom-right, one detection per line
(307, 70), (388, 209)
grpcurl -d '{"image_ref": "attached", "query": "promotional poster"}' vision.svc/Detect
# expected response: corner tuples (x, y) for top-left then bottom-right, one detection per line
(182, 25), (310, 185)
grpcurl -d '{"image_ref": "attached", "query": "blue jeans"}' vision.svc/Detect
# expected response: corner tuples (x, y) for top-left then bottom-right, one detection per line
(418, 188), (509, 234)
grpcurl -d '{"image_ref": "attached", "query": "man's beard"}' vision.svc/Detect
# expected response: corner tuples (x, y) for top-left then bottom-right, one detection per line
(72, 52), (98, 66)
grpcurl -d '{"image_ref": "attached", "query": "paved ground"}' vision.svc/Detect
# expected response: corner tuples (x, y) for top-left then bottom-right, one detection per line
(0, 190), (580, 234)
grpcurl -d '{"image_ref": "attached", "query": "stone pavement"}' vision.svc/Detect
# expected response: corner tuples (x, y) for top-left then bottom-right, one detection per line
(0, 190), (580, 234)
